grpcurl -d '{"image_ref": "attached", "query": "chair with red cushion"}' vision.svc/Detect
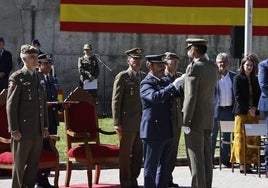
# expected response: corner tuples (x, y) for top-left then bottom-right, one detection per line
(0, 89), (60, 187)
(64, 87), (119, 187)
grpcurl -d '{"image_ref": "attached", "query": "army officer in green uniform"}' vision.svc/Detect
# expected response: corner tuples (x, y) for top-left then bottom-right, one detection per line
(6, 44), (49, 188)
(112, 48), (146, 188)
(164, 52), (184, 188)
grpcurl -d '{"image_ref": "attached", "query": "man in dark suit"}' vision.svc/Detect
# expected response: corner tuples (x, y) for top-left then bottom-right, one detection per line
(112, 48), (146, 188)
(211, 53), (236, 168)
(35, 53), (61, 188)
(182, 39), (218, 188)
(6, 44), (49, 188)
(0, 37), (13, 92)
(140, 54), (184, 188)
(258, 58), (268, 178)
(164, 52), (184, 188)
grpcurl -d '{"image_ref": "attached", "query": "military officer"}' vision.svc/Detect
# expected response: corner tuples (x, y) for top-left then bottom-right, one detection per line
(183, 39), (218, 188)
(140, 54), (184, 188)
(35, 53), (61, 188)
(164, 52), (184, 188)
(78, 43), (100, 99)
(6, 44), (49, 188)
(112, 47), (146, 188)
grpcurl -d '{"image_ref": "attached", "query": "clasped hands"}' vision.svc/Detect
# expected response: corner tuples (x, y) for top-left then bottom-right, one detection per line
(172, 74), (185, 89)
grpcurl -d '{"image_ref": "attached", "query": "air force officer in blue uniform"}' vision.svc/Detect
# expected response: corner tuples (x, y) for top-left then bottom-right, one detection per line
(140, 54), (184, 188)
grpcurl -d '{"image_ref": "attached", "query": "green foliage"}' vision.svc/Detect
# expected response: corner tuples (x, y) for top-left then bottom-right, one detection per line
(56, 118), (189, 162)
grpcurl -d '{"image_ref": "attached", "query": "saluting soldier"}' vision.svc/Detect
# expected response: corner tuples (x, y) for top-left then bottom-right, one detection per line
(6, 44), (49, 188)
(112, 47), (146, 188)
(78, 43), (100, 98)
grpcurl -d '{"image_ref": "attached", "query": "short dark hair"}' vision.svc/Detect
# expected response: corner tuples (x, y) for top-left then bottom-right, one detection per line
(194, 45), (207, 55)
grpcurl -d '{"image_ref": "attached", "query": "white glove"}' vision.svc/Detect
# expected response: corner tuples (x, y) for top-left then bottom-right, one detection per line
(172, 74), (185, 89)
(182, 126), (191, 134)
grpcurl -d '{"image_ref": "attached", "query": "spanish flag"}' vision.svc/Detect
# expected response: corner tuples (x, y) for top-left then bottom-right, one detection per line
(60, 0), (268, 35)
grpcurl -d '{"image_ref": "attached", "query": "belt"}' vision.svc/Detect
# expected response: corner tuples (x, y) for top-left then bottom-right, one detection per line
(219, 105), (233, 109)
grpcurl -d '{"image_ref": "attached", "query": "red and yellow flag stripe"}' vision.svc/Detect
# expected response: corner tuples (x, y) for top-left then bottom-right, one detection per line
(60, 0), (268, 35)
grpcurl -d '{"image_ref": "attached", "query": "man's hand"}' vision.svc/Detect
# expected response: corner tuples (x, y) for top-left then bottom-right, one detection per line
(11, 131), (22, 141)
(172, 74), (185, 89)
(43, 129), (49, 138)
(114, 124), (122, 135)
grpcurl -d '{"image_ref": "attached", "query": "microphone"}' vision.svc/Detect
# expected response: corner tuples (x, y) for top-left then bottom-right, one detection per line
(94, 54), (102, 63)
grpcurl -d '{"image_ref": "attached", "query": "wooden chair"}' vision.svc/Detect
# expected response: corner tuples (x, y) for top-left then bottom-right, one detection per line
(243, 123), (267, 177)
(63, 87), (119, 187)
(218, 121), (235, 171)
(0, 89), (60, 187)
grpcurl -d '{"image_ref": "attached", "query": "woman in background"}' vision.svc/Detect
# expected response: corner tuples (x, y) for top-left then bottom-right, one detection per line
(230, 54), (261, 173)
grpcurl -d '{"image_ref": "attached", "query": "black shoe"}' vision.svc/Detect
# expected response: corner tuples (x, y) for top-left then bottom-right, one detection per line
(240, 169), (253, 174)
(37, 177), (54, 188)
(168, 182), (180, 188)
(222, 161), (232, 168)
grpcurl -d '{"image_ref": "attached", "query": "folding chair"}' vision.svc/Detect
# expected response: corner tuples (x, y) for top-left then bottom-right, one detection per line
(243, 123), (267, 177)
(218, 121), (235, 171)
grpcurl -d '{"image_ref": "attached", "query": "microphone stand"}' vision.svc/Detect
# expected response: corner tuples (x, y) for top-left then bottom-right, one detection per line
(94, 54), (112, 117)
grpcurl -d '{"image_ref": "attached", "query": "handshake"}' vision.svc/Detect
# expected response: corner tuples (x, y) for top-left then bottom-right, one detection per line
(172, 74), (185, 89)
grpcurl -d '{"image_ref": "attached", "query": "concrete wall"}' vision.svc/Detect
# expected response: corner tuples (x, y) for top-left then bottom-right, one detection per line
(1, 0), (268, 115)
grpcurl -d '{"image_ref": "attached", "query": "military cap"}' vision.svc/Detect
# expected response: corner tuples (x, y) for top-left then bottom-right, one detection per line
(125, 48), (143, 58)
(83, 44), (92, 50)
(20, 44), (39, 54)
(185, 38), (208, 49)
(0, 37), (4, 43)
(164, 52), (179, 60)
(38, 53), (53, 64)
(31, 39), (40, 46)
(145, 54), (166, 63)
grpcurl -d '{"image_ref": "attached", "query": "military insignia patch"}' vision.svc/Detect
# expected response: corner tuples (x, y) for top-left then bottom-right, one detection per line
(8, 81), (16, 91)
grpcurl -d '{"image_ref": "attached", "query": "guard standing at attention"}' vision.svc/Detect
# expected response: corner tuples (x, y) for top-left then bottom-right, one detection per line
(6, 44), (49, 188)
(112, 48), (146, 188)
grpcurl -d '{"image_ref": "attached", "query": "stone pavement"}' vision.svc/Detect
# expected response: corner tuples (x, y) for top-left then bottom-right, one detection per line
(0, 165), (267, 188)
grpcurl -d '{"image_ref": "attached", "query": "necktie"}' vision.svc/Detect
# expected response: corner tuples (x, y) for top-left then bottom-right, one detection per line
(135, 72), (141, 81)
(46, 75), (50, 84)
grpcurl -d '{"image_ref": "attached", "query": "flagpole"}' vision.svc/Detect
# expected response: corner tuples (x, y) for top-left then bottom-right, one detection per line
(244, 0), (253, 56)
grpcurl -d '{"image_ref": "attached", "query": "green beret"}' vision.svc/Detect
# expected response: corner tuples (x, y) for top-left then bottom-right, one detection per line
(185, 38), (208, 49)
(125, 48), (143, 58)
(83, 43), (92, 50)
(164, 52), (179, 60)
(20, 44), (39, 54)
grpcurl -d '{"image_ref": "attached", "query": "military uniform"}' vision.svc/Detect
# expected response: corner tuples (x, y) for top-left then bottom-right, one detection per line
(7, 59), (48, 188)
(78, 44), (100, 98)
(164, 52), (184, 187)
(112, 48), (145, 188)
(36, 53), (61, 187)
(140, 54), (180, 188)
(183, 39), (218, 188)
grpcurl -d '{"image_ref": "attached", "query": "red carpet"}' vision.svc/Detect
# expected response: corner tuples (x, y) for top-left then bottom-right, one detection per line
(59, 183), (120, 188)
